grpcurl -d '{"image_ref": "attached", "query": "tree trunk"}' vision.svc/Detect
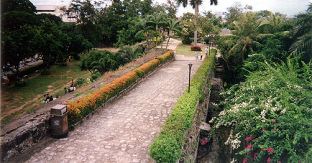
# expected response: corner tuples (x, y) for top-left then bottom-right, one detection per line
(160, 29), (164, 49)
(155, 25), (158, 48)
(194, 4), (199, 46)
(166, 36), (171, 49)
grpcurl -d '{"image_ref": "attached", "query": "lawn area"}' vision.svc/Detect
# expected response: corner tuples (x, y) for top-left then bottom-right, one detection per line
(1, 60), (91, 124)
(176, 44), (194, 55)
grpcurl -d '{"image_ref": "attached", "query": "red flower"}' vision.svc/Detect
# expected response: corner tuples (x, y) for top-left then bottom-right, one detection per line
(274, 128), (277, 131)
(243, 158), (248, 163)
(272, 119), (276, 123)
(245, 144), (253, 150)
(267, 148), (274, 153)
(267, 157), (271, 163)
(245, 135), (253, 142)
(253, 138), (258, 141)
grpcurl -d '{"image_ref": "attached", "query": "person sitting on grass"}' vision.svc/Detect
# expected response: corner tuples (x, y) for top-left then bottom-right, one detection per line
(69, 84), (76, 92)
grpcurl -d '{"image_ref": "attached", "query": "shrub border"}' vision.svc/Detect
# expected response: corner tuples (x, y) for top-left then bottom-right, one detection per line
(149, 49), (216, 162)
(67, 50), (175, 126)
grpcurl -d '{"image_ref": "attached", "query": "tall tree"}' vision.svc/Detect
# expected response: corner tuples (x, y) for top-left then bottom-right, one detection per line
(36, 19), (70, 68)
(146, 12), (168, 47)
(177, 0), (217, 46)
(166, 18), (181, 49)
(135, 17), (154, 48)
(224, 12), (263, 63)
(1, 0), (39, 80)
(290, 3), (312, 62)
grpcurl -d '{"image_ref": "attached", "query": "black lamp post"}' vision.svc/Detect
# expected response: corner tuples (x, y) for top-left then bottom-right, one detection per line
(188, 63), (193, 93)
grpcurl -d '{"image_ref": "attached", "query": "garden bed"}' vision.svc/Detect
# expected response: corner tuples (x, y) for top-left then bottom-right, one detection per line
(149, 49), (216, 162)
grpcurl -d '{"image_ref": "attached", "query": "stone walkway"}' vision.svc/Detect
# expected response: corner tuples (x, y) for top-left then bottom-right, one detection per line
(26, 43), (204, 163)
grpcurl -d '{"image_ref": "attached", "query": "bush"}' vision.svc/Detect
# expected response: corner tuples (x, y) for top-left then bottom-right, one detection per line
(150, 134), (181, 162)
(191, 45), (202, 51)
(211, 57), (312, 162)
(81, 50), (117, 74)
(117, 45), (143, 64)
(182, 37), (192, 45)
(149, 49), (216, 162)
(90, 71), (101, 82)
(67, 50), (174, 125)
(74, 78), (86, 87)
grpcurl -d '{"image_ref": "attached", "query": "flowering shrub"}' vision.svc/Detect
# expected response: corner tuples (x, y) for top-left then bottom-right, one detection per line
(156, 50), (174, 64)
(67, 50), (174, 125)
(210, 58), (312, 162)
(191, 45), (201, 51)
(149, 49), (216, 162)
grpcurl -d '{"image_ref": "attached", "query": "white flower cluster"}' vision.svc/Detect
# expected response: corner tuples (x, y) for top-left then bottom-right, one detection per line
(225, 132), (241, 149)
(209, 117), (216, 123)
(261, 109), (266, 122)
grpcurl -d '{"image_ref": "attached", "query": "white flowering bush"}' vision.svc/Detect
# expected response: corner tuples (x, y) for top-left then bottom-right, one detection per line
(211, 57), (312, 162)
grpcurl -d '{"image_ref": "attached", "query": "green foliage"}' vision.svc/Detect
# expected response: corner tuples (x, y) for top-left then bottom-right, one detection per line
(212, 57), (312, 162)
(182, 37), (192, 45)
(150, 134), (181, 163)
(74, 78), (86, 87)
(81, 50), (117, 74)
(115, 17), (146, 47)
(1, 0), (36, 13)
(90, 71), (101, 82)
(117, 45), (143, 63)
(81, 45), (144, 75)
(290, 3), (312, 63)
(37, 18), (71, 66)
(150, 49), (216, 162)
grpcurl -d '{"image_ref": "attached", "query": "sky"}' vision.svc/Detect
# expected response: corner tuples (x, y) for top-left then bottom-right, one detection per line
(30, 0), (312, 17)
(171, 0), (312, 17)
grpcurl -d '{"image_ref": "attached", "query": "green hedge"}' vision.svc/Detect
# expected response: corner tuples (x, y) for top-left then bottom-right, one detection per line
(149, 49), (216, 162)
(67, 50), (174, 125)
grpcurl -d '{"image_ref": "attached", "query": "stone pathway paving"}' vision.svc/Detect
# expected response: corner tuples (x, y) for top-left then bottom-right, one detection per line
(26, 40), (204, 163)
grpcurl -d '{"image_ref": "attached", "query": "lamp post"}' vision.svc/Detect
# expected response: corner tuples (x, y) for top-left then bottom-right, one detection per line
(188, 63), (193, 93)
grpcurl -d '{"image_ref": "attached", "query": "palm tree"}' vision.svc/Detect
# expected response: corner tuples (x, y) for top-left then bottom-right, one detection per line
(135, 17), (154, 48)
(165, 18), (182, 49)
(177, 0), (217, 46)
(290, 3), (312, 62)
(224, 12), (264, 63)
(258, 12), (287, 34)
(146, 12), (167, 47)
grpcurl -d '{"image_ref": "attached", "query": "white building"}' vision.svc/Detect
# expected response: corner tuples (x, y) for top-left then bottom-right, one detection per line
(30, 0), (76, 22)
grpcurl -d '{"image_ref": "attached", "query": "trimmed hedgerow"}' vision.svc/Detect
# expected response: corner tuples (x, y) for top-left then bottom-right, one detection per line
(191, 45), (202, 51)
(67, 50), (174, 125)
(149, 49), (216, 162)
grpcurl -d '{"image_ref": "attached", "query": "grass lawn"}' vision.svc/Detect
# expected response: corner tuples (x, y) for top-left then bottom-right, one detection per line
(1, 60), (91, 124)
(176, 44), (203, 56)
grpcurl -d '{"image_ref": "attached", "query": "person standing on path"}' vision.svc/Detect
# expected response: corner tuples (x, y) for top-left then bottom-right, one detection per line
(205, 47), (208, 56)
(195, 52), (199, 62)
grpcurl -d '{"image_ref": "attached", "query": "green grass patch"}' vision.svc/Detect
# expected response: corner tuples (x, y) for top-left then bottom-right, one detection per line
(1, 60), (90, 124)
(176, 44), (198, 56)
(149, 49), (216, 162)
